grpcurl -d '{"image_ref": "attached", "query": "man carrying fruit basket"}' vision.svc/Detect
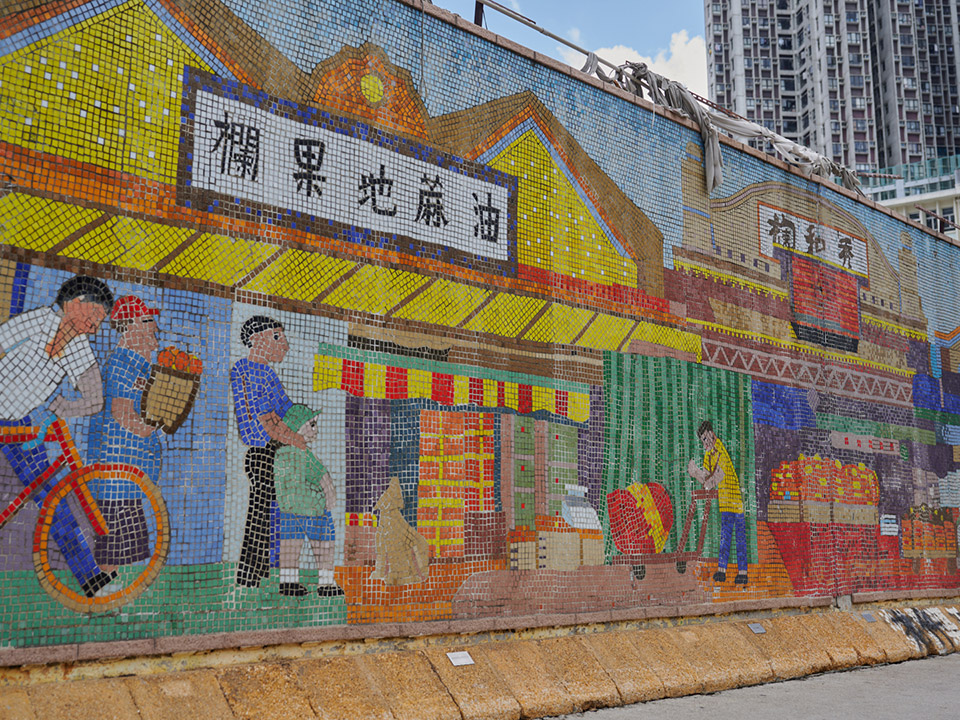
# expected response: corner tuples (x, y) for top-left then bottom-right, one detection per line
(87, 296), (165, 566)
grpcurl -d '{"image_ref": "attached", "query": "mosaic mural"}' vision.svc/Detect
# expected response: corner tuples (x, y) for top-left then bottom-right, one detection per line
(2, 0), (960, 652)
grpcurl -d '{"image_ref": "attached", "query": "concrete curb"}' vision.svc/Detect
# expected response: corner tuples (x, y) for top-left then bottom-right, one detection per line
(3, 604), (960, 720)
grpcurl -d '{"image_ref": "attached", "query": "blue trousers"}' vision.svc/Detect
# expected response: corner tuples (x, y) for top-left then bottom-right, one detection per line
(718, 511), (747, 573)
(1, 419), (101, 585)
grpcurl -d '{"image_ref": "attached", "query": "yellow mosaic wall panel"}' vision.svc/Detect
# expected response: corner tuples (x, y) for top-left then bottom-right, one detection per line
(323, 265), (430, 316)
(488, 129), (637, 288)
(523, 303), (594, 344)
(576, 313), (636, 351)
(245, 250), (356, 302)
(392, 279), (490, 327)
(0, 0), (210, 183)
(0, 194), (100, 252)
(114, 219), (196, 271)
(461, 293), (546, 336)
(164, 233), (276, 286)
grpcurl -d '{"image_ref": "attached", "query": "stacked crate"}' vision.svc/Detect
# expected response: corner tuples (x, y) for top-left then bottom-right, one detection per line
(417, 410), (496, 558)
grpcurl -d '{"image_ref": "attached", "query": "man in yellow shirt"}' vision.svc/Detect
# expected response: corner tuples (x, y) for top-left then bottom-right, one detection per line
(687, 420), (748, 585)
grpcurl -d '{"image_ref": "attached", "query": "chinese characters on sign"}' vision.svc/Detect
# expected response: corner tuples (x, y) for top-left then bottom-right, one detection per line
(187, 89), (512, 262)
(759, 203), (868, 276)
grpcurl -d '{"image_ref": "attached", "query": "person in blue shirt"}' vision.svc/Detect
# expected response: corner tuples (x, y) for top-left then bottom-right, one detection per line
(87, 295), (163, 566)
(231, 315), (308, 588)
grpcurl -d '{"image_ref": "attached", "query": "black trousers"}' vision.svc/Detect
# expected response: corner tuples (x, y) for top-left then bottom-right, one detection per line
(236, 441), (280, 587)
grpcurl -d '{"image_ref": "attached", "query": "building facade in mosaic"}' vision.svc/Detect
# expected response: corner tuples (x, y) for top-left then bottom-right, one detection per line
(1, 0), (960, 652)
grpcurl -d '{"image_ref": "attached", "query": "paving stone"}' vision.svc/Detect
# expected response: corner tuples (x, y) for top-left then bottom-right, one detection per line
(581, 631), (666, 704)
(217, 664), (317, 720)
(293, 656), (394, 720)
(537, 637), (620, 711)
(361, 651), (461, 720)
(124, 670), (233, 720)
(473, 640), (577, 718)
(423, 645), (521, 720)
(26, 679), (139, 720)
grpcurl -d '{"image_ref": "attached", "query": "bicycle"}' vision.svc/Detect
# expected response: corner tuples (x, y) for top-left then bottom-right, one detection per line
(0, 414), (169, 612)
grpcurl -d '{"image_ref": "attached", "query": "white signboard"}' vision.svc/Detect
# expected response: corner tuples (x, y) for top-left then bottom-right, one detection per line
(758, 203), (868, 277)
(182, 75), (513, 263)
(880, 514), (899, 536)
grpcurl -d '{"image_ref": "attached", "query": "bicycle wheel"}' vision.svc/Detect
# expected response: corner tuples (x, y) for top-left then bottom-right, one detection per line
(33, 463), (170, 613)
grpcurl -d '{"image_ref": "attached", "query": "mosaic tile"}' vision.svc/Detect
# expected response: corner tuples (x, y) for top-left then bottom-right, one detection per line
(2, 0), (960, 654)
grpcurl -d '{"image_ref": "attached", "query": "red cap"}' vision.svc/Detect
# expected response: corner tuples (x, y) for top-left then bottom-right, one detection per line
(111, 295), (159, 322)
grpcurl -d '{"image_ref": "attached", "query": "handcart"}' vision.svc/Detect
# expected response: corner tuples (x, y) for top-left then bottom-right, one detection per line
(609, 488), (717, 582)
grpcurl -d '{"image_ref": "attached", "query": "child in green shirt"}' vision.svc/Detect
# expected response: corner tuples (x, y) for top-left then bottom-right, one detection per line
(273, 404), (342, 597)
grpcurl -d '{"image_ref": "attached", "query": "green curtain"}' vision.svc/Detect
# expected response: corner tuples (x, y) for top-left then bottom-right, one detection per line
(600, 352), (757, 563)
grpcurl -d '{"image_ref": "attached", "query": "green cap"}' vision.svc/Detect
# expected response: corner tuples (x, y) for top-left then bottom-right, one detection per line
(282, 404), (321, 432)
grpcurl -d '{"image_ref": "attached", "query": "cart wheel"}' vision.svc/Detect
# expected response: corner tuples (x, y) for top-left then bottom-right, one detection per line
(631, 564), (646, 582)
(676, 561), (687, 575)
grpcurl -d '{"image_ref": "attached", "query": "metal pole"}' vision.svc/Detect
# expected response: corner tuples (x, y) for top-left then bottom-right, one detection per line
(473, 0), (621, 74)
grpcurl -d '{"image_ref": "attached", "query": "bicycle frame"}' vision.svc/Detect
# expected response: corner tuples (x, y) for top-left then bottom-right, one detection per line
(0, 419), (108, 535)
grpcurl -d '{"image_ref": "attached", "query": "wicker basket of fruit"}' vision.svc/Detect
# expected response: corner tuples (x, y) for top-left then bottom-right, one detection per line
(141, 346), (203, 434)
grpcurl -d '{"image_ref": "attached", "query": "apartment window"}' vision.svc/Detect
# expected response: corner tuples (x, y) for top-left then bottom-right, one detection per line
(923, 103), (932, 114)
(848, 53), (862, 65)
(902, 55), (915, 67)
(830, 99), (840, 110)
(831, 121), (841, 132)
(855, 141), (869, 153)
(899, 12), (912, 24)
(850, 75), (864, 87)
(783, 98), (797, 111)
(906, 121), (921, 132)
(847, 32), (861, 44)
(833, 143), (844, 155)
(828, 77), (838, 90)
(903, 77), (917, 89)
(714, 23), (724, 33)
(852, 97), (866, 109)
(761, 58), (772, 69)
(909, 142), (923, 153)
(905, 98), (920, 110)
(825, 34), (836, 46)
(744, 57), (753, 68)
(743, 15), (752, 25)
(759, 17), (769, 27)
(778, 36), (793, 49)
(846, 11), (859, 22)
(781, 78), (796, 91)
(759, 37), (770, 47)
(900, 34), (913, 45)
(780, 57), (795, 70)
(762, 78), (774, 89)
(854, 119), (868, 131)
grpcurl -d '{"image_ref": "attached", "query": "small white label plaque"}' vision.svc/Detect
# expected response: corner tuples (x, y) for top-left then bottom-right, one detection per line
(747, 622), (766, 634)
(862, 611), (877, 623)
(447, 651), (475, 666)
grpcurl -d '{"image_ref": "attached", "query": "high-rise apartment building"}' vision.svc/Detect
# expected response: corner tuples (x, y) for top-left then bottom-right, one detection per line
(706, 0), (960, 172)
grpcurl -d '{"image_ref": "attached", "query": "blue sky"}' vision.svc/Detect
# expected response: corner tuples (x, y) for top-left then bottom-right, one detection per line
(432, 0), (709, 95)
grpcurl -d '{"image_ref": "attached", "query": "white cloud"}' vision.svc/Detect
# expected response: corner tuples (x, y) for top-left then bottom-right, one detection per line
(567, 27), (582, 45)
(558, 30), (708, 99)
(506, 0), (521, 11)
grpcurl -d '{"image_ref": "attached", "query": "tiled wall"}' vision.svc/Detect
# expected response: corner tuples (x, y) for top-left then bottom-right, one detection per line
(1, 0), (959, 653)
